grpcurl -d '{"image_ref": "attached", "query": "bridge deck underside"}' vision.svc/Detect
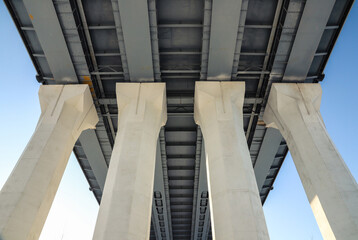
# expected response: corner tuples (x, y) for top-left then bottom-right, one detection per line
(4, 0), (354, 239)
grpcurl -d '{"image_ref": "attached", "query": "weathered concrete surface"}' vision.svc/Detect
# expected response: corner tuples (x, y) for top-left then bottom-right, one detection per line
(92, 83), (167, 240)
(264, 83), (358, 240)
(0, 85), (98, 240)
(194, 81), (270, 240)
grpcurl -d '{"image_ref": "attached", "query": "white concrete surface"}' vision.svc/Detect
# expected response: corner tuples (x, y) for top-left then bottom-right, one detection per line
(0, 85), (98, 240)
(92, 83), (167, 240)
(264, 83), (358, 240)
(194, 81), (270, 240)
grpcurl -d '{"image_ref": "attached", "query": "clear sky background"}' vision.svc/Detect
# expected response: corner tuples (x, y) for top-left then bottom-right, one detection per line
(0, 2), (357, 240)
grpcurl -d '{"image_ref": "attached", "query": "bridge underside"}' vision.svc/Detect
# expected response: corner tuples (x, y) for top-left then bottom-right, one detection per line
(3, 0), (355, 239)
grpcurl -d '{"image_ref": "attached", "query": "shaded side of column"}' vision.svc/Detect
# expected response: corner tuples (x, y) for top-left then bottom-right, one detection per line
(0, 85), (98, 240)
(264, 83), (358, 240)
(194, 81), (270, 240)
(92, 83), (167, 240)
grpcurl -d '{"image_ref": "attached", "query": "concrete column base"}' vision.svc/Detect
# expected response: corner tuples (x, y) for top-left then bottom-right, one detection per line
(92, 83), (167, 240)
(264, 83), (358, 240)
(194, 81), (270, 240)
(0, 85), (98, 240)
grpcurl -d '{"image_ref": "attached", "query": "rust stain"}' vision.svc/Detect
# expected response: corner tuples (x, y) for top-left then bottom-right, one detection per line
(82, 76), (97, 98)
(257, 120), (266, 126)
(29, 14), (34, 20)
(82, 76), (93, 86)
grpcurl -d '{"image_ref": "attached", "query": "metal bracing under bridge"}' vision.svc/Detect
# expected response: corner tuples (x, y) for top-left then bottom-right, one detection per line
(4, 0), (354, 239)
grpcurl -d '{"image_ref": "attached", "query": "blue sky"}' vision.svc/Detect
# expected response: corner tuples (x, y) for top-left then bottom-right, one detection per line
(0, 2), (357, 240)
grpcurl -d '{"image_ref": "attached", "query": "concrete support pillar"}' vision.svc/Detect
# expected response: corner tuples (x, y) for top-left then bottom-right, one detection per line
(92, 83), (167, 240)
(264, 83), (358, 240)
(194, 82), (270, 240)
(0, 85), (98, 240)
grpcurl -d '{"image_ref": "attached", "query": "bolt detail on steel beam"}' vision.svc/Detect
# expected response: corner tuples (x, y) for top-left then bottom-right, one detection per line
(0, 85), (98, 240)
(264, 83), (358, 240)
(194, 82), (270, 240)
(92, 83), (167, 240)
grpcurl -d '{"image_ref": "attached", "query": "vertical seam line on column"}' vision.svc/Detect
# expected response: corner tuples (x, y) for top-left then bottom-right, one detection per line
(297, 84), (310, 115)
(220, 82), (226, 113)
(51, 85), (65, 116)
(136, 83), (141, 115)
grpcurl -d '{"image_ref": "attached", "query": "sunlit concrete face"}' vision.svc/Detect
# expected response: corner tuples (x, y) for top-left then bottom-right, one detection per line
(194, 81), (270, 240)
(0, 85), (98, 240)
(92, 83), (167, 240)
(264, 83), (358, 240)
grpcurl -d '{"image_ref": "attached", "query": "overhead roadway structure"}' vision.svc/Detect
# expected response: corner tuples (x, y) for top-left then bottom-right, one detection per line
(4, 0), (355, 239)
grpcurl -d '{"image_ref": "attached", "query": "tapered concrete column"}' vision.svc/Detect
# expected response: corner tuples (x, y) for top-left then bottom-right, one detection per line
(264, 83), (358, 240)
(92, 83), (167, 240)
(194, 82), (270, 240)
(0, 85), (98, 240)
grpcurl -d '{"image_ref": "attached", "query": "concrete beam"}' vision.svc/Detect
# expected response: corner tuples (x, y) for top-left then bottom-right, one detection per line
(207, 0), (243, 80)
(283, 0), (335, 81)
(192, 141), (211, 240)
(78, 129), (108, 191)
(254, 128), (283, 192)
(23, 0), (78, 83)
(98, 97), (263, 106)
(117, 0), (154, 81)
(152, 139), (172, 240)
